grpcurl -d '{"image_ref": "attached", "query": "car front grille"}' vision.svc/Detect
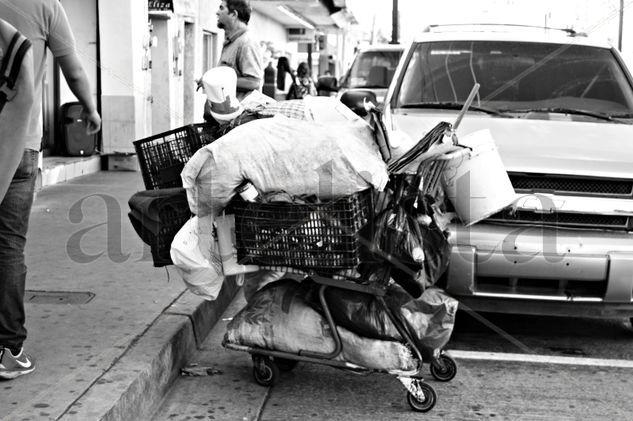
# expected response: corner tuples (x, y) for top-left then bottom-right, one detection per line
(509, 173), (633, 198)
(487, 209), (631, 230)
(484, 173), (633, 230)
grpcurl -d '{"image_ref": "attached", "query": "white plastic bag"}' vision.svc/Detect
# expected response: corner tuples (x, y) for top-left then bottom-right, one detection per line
(182, 115), (388, 216)
(170, 215), (224, 300)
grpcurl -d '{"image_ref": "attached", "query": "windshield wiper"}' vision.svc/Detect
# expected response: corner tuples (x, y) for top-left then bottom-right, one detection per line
(511, 107), (625, 123)
(401, 102), (512, 117)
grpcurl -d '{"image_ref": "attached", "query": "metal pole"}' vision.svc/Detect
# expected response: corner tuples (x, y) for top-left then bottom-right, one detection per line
(391, 0), (399, 44)
(618, 0), (624, 51)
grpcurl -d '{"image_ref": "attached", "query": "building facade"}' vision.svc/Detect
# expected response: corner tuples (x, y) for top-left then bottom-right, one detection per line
(44, 0), (357, 156)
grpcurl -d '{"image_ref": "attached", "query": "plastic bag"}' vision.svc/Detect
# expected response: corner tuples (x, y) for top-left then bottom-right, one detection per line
(320, 283), (411, 342)
(320, 284), (458, 360)
(181, 116), (388, 217)
(224, 280), (417, 372)
(419, 219), (452, 286)
(372, 175), (427, 297)
(170, 215), (224, 300)
(399, 287), (458, 360)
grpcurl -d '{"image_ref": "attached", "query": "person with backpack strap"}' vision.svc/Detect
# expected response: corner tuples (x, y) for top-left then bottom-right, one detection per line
(0, 0), (101, 380)
(0, 17), (35, 380)
(0, 18), (33, 202)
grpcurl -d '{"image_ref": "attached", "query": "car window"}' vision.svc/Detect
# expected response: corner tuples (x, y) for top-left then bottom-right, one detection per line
(342, 50), (403, 89)
(395, 40), (633, 115)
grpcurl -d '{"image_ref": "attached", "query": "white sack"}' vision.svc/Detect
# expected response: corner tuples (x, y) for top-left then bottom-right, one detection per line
(182, 115), (388, 216)
(170, 215), (224, 300)
(302, 96), (363, 123)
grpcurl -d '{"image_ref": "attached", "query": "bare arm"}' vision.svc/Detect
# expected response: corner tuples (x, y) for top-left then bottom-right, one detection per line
(236, 75), (261, 93)
(57, 53), (101, 135)
(0, 48), (34, 202)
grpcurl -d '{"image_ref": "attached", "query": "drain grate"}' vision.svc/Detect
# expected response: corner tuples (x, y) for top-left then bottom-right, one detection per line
(25, 290), (95, 305)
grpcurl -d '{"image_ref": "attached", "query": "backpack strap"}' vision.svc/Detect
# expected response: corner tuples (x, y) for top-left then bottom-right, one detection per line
(0, 31), (32, 114)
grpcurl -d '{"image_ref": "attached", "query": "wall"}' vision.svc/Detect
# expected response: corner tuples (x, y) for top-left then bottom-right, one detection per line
(59, 0), (99, 108)
(195, 0), (222, 121)
(250, 12), (294, 61)
(99, 0), (151, 153)
(150, 17), (175, 134)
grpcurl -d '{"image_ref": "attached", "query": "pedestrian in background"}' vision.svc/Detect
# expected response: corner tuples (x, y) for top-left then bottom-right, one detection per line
(202, 0), (263, 123)
(287, 62), (317, 100)
(0, 0), (101, 380)
(216, 0), (263, 100)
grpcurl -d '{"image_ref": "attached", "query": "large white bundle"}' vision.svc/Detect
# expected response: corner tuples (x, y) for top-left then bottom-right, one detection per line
(182, 115), (388, 216)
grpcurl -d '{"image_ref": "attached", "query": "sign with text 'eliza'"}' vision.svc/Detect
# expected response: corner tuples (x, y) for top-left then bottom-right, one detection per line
(149, 0), (173, 12)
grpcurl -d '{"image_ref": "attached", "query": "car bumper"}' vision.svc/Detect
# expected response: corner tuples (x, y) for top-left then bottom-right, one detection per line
(445, 223), (633, 312)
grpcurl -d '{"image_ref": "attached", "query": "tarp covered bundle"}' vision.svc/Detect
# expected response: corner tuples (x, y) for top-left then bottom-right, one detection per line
(181, 115), (388, 217)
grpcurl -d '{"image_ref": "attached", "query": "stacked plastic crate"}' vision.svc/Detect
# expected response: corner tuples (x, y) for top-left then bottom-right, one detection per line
(129, 124), (217, 266)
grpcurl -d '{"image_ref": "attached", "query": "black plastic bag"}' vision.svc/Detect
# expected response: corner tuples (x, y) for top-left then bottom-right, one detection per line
(372, 175), (427, 296)
(314, 284), (458, 360)
(321, 283), (411, 342)
(419, 218), (451, 286)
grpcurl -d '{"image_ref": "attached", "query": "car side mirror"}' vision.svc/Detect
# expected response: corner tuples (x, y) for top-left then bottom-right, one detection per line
(339, 90), (378, 117)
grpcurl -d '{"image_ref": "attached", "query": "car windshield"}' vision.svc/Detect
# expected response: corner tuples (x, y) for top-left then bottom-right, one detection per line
(395, 40), (633, 117)
(341, 49), (403, 89)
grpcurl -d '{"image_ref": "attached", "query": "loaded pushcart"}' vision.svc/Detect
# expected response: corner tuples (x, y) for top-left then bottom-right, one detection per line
(220, 118), (464, 413)
(126, 89), (487, 413)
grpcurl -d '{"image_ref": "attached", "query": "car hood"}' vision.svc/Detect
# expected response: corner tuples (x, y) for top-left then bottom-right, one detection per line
(389, 110), (633, 179)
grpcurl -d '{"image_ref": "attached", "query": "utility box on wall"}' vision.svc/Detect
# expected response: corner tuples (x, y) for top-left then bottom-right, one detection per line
(60, 102), (96, 156)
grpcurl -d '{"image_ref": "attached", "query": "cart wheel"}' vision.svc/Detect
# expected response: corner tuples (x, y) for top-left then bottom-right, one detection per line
(407, 382), (437, 412)
(430, 354), (457, 382)
(252, 355), (279, 387)
(275, 357), (299, 372)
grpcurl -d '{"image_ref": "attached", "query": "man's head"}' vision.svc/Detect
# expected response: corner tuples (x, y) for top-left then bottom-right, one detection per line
(217, 0), (251, 29)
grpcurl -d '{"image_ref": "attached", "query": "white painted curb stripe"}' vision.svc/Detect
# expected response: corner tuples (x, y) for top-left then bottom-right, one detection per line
(448, 349), (633, 368)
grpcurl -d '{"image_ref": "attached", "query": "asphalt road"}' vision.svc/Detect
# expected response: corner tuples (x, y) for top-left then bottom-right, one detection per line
(152, 292), (633, 420)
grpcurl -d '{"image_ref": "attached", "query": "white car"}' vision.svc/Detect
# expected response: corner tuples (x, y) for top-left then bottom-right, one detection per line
(383, 24), (633, 321)
(338, 44), (404, 104)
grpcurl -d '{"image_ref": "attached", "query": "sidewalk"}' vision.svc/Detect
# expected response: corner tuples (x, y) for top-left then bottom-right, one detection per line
(0, 170), (239, 421)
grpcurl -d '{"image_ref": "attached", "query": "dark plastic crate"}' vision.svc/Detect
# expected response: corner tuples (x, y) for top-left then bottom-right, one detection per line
(128, 188), (191, 267)
(232, 190), (372, 274)
(133, 123), (217, 190)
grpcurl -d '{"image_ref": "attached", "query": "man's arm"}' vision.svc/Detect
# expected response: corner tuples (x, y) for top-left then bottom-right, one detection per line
(236, 75), (261, 93)
(57, 54), (101, 135)
(0, 48), (34, 202)
(236, 38), (264, 93)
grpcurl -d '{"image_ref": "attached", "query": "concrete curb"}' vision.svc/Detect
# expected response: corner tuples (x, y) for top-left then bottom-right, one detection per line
(60, 277), (240, 420)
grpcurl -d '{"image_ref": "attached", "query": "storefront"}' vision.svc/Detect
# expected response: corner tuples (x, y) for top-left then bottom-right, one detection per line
(42, 0), (356, 157)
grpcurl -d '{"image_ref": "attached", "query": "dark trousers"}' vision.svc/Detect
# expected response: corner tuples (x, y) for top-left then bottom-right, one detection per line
(0, 149), (38, 351)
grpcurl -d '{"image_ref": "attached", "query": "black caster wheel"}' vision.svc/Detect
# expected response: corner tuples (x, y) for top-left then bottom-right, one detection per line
(252, 355), (279, 387)
(407, 382), (437, 412)
(275, 357), (299, 372)
(430, 354), (457, 382)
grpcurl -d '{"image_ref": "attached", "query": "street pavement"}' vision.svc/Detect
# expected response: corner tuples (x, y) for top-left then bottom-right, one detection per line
(0, 170), (238, 421)
(156, 291), (633, 421)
